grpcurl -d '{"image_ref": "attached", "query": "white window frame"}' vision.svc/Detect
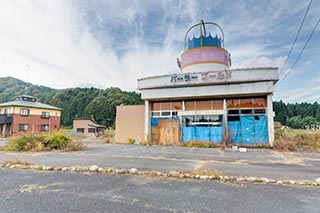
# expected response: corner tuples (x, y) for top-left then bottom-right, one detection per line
(19, 124), (29, 131)
(20, 108), (30, 116)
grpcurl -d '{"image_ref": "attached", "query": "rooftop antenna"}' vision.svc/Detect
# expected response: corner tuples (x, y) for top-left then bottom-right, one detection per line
(25, 64), (30, 92)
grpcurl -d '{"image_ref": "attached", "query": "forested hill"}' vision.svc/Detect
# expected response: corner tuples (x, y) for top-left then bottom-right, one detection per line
(1, 77), (319, 129)
(0, 77), (143, 127)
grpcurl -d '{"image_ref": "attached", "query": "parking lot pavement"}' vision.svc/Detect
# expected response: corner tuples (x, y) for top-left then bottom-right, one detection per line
(1, 170), (320, 213)
(0, 142), (319, 180)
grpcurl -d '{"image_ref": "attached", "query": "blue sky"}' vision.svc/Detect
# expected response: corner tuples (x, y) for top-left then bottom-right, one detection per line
(0, 0), (319, 103)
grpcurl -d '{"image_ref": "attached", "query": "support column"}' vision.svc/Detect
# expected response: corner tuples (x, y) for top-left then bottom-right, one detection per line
(267, 94), (274, 146)
(223, 98), (228, 144)
(144, 100), (150, 142)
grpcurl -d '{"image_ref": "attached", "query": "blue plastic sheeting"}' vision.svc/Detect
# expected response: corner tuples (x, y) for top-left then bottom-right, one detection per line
(182, 127), (195, 142)
(254, 116), (268, 144)
(187, 35), (222, 50)
(210, 127), (223, 143)
(241, 116), (255, 144)
(151, 118), (160, 127)
(182, 126), (223, 143)
(228, 121), (241, 143)
(227, 115), (268, 144)
(195, 127), (210, 141)
(151, 117), (178, 127)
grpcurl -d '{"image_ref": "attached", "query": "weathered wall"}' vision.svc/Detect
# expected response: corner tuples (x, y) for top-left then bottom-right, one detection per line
(115, 105), (145, 144)
(73, 119), (97, 137)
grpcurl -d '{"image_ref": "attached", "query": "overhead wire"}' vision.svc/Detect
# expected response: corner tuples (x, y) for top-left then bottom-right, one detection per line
(277, 0), (313, 79)
(275, 17), (320, 88)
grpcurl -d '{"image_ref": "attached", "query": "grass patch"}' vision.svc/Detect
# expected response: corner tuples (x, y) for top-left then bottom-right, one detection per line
(274, 127), (320, 151)
(190, 168), (222, 176)
(2, 159), (33, 167)
(103, 129), (115, 144)
(183, 140), (218, 148)
(5, 131), (85, 152)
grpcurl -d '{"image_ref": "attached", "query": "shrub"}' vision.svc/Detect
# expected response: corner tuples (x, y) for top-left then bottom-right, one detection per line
(5, 131), (84, 152)
(184, 140), (218, 148)
(128, 138), (135, 144)
(140, 140), (148, 146)
(104, 129), (115, 144)
(46, 131), (71, 149)
(274, 128), (320, 151)
(203, 141), (218, 148)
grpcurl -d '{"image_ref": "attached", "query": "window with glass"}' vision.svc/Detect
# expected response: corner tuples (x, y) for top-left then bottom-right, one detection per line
(88, 128), (95, 133)
(4, 108), (10, 114)
(19, 124), (29, 131)
(41, 112), (50, 118)
(77, 128), (84, 133)
(20, 108), (30, 116)
(41, 124), (49, 131)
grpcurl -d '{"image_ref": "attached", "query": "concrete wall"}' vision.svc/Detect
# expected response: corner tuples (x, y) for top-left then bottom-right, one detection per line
(115, 105), (145, 144)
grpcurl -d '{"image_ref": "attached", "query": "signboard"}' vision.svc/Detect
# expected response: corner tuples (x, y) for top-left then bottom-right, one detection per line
(170, 70), (232, 83)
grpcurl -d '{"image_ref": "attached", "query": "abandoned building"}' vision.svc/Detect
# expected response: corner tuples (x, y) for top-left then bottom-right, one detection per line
(73, 118), (106, 137)
(116, 21), (278, 146)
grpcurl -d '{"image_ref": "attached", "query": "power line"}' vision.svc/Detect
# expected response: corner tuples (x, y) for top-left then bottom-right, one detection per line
(277, 0), (312, 79)
(275, 17), (320, 88)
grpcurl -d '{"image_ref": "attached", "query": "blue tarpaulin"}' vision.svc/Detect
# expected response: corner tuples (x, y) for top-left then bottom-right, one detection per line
(182, 126), (223, 143)
(227, 115), (268, 144)
(210, 127), (223, 143)
(228, 121), (241, 143)
(151, 117), (178, 127)
(254, 116), (268, 144)
(182, 127), (195, 142)
(241, 116), (255, 144)
(195, 127), (210, 141)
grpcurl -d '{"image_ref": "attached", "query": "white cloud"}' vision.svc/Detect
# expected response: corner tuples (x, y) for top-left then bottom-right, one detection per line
(0, 0), (319, 105)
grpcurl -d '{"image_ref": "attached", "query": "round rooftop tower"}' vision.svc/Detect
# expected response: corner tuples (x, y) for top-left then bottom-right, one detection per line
(179, 20), (231, 73)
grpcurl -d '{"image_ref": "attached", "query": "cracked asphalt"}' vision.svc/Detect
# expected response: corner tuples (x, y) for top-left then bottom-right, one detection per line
(1, 140), (320, 181)
(0, 169), (320, 213)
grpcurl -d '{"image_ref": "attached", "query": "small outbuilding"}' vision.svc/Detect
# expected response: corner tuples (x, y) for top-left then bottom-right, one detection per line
(73, 118), (106, 137)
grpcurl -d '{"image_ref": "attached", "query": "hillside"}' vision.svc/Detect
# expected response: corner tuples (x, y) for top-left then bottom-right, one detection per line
(0, 77), (144, 127)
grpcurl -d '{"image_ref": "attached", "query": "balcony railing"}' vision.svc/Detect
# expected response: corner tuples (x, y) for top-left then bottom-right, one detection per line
(0, 114), (13, 124)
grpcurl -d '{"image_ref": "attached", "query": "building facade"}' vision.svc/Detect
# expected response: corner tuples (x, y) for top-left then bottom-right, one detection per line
(0, 95), (62, 137)
(117, 21), (278, 146)
(115, 105), (145, 143)
(73, 118), (106, 137)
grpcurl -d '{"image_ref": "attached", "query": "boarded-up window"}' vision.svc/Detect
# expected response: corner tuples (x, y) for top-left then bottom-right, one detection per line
(240, 98), (253, 108)
(196, 99), (211, 110)
(212, 99), (223, 110)
(151, 102), (160, 111)
(172, 101), (182, 110)
(227, 98), (240, 108)
(253, 97), (267, 108)
(185, 100), (196, 111)
(161, 101), (171, 111)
